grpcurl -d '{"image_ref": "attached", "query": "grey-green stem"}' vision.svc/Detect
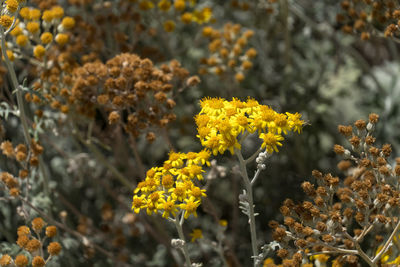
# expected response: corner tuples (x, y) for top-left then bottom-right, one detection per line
(236, 148), (259, 266)
(174, 213), (192, 267)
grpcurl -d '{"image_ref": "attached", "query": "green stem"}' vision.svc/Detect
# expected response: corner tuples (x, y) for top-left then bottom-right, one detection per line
(174, 214), (192, 267)
(236, 149), (258, 266)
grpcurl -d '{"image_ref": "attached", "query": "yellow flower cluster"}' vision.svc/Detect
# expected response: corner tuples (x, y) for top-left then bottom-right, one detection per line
(8, 6), (75, 60)
(0, 0), (23, 29)
(199, 23), (257, 82)
(132, 150), (210, 219)
(196, 97), (304, 155)
(138, 0), (213, 32)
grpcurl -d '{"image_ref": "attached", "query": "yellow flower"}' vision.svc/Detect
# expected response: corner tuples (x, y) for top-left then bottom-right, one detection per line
(180, 197), (200, 219)
(33, 45), (46, 59)
(194, 149), (211, 166)
(6, 0), (19, 13)
(158, 0), (171, 11)
(166, 151), (186, 168)
(259, 132), (284, 153)
(170, 182), (186, 201)
(163, 20), (175, 32)
(20, 7), (30, 20)
(192, 7), (212, 24)
(55, 33), (69, 46)
(40, 32), (53, 44)
(29, 8), (41, 20)
(26, 22), (40, 34)
(5, 50), (14, 61)
(263, 258), (275, 267)
(287, 112), (304, 133)
(157, 196), (178, 218)
(181, 12), (192, 24)
(10, 26), (22, 36)
(139, 0), (155, 10)
(51, 6), (64, 19)
(16, 34), (29, 46)
(42, 10), (53, 22)
(61, 17), (75, 30)
(190, 229), (203, 242)
(188, 186), (206, 199)
(132, 195), (146, 213)
(219, 219), (228, 227)
(0, 15), (14, 29)
(174, 0), (185, 11)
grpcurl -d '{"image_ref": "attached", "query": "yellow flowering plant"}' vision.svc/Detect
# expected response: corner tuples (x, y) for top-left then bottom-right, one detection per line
(132, 97), (304, 266)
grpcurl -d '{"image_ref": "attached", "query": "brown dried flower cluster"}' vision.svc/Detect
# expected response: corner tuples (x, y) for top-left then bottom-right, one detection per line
(0, 218), (60, 267)
(337, 0), (400, 40)
(199, 22), (257, 83)
(270, 113), (400, 266)
(0, 139), (44, 196)
(26, 52), (199, 142)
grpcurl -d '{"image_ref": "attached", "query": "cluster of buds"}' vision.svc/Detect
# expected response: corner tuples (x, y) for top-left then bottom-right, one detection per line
(199, 23), (257, 82)
(6, 5), (75, 61)
(0, 139), (43, 196)
(255, 151), (269, 170)
(337, 0), (400, 40)
(268, 113), (400, 266)
(0, 218), (61, 267)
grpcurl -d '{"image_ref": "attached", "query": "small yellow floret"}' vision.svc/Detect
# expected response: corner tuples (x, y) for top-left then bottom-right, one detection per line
(0, 15), (14, 29)
(33, 45), (46, 59)
(190, 229), (203, 242)
(174, 0), (185, 11)
(29, 9), (41, 20)
(10, 26), (22, 36)
(40, 32), (53, 44)
(181, 13), (192, 24)
(6, 0), (19, 13)
(158, 0), (171, 11)
(16, 34), (29, 46)
(139, 0), (154, 10)
(192, 7), (212, 24)
(5, 50), (15, 61)
(55, 33), (69, 46)
(19, 7), (30, 19)
(61, 17), (75, 29)
(163, 20), (175, 32)
(26, 22), (40, 34)
(42, 10), (53, 22)
(51, 6), (64, 19)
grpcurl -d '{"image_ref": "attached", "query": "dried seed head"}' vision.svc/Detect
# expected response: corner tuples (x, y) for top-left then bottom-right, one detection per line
(268, 220), (279, 229)
(32, 217), (45, 232)
(272, 227), (287, 242)
(45, 226), (57, 237)
(337, 160), (352, 171)
(31, 256), (45, 267)
(47, 242), (62, 255)
(301, 181), (315, 196)
(338, 125), (353, 136)
(25, 239), (41, 252)
(14, 254), (28, 267)
(277, 248), (289, 259)
(354, 119), (366, 130)
(369, 113), (379, 123)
